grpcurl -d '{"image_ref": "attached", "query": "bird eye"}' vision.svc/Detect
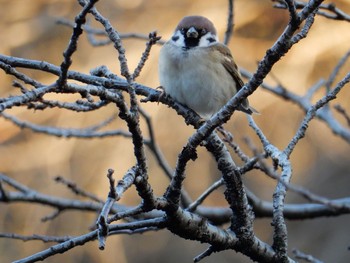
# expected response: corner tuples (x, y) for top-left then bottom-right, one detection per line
(201, 29), (207, 35)
(180, 28), (187, 34)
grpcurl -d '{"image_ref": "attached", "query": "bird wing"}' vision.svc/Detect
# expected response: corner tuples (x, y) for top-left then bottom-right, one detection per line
(212, 43), (255, 114)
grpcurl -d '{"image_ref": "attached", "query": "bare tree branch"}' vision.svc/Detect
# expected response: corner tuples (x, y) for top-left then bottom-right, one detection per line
(292, 248), (324, 263)
(0, 233), (72, 243)
(56, 18), (166, 45)
(1, 0), (350, 262)
(54, 176), (104, 203)
(57, 0), (99, 88)
(274, 0), (350, 22)
(284, 72), (350, 157)
(223, 0), (234, 45)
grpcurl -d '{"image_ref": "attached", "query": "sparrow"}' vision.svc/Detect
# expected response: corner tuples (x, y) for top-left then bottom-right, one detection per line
(158, 15), (257, 119)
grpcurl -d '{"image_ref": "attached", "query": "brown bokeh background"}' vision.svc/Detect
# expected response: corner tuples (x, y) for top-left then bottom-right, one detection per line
(1, 0), (350, 262)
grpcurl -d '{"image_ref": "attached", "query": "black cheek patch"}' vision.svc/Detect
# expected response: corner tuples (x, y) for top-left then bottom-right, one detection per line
(172, 36), (179, 41)
(207, 37), (216, 43)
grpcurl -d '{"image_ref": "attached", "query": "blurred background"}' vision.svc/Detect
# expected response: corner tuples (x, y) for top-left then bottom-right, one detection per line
(1, 0), (350, 262)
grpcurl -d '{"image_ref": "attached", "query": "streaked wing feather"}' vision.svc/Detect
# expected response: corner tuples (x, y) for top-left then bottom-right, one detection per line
(213, 44), (253, 114)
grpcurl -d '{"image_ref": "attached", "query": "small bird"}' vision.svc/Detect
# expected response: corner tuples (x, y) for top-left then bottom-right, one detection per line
(158, 15), (257, 119)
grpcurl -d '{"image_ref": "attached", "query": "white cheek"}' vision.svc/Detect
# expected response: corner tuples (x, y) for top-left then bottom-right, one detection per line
(170, 31), (186, 48)
(198, 32), (218, 47)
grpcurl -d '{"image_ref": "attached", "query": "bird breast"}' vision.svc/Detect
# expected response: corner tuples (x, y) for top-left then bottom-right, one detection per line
(159, 43), (237, 119)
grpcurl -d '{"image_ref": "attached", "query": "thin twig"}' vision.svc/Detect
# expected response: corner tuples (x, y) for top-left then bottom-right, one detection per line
(0, 83), (57, 113)
(186, 179), (224, 212)
(274, 1), (350, 22)
(292, 248), (324, 263)
(97, 169), (117, 250)
(291, 8), (317, 44)
(115, 167), (136, 201)
(56, 18), (166, 44)
(138, 107), (193, 207)
(248, 116), (291, 260)
(87, 10), (150, 195)
(106, 169), (116, 199)
(284, 72), (350, 157)
(194, 246), (215, 262)
(326, 48), (350, 90)
(0, 233), (72, 243)
(131, 31), (161, 80)
(223, 0), (234, 45)
(257, 159), (350, 210)
(0, 181), (8, 201)
(13, 230), (99, 263)
(87, 5), (131, 82)
(216, 126), (251, 162)
(55, 176), (104, 203)
(41, 209), (65, 222)
(107, 204), (145, 223)
(0, 61), (44, 88)
(57, 0), (99, 87)
(1, 112), (131, 139)
(285, 0), (299, 25)
(334, 104), (350, 127)
(241, 61), (350, 144)
(0, 173), (33, 193)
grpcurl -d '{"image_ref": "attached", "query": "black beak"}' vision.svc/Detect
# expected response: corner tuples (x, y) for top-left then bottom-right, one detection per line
(186, 27), (198, 38)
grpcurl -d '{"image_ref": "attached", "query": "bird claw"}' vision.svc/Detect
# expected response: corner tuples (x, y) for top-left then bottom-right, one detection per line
(156, 86), (165, 105)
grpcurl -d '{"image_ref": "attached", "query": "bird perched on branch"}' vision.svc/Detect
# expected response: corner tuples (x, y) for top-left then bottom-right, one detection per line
(158, 15), (257, 119)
